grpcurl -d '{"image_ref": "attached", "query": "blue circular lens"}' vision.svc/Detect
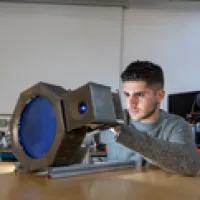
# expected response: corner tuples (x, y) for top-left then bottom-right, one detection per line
(78, 102), (87, 114)
(19, 97), (57, 159)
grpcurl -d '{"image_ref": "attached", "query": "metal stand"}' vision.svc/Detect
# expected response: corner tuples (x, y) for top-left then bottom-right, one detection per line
(15, 161), (136, 179)
(48, 161), (136, 179)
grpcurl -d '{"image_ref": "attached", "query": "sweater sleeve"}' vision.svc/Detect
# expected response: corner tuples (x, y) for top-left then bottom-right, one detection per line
(115, 120), (200, 176)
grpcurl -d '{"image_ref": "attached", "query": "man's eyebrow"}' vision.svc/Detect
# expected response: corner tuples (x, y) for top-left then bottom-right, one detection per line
(124, 91), (147, 95)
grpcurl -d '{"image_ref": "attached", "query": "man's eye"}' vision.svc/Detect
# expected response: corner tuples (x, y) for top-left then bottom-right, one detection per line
(124, 92), (130, 97)
(137, 93), (144, 97)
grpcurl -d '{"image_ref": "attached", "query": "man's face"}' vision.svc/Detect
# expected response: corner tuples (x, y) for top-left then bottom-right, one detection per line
(123, 81), (165, 122)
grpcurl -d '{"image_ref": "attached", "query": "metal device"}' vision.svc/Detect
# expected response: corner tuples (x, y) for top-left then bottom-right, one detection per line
(10, 81), (125, 174)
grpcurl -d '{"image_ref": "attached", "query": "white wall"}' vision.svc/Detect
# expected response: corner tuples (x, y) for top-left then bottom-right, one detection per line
(0, 3), (123, 113)
(1, 2), (200, 113)
(123, 2), (200, 110)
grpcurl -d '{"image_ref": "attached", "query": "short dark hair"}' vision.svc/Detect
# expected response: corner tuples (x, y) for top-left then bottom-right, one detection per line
(121, 60), (164, 88)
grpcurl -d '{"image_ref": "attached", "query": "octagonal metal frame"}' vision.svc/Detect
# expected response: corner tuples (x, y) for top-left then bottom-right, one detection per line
(10, 82), (66, 171)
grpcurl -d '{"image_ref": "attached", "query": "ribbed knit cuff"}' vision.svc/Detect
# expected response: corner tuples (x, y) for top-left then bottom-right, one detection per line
(114, 126), (134, 143)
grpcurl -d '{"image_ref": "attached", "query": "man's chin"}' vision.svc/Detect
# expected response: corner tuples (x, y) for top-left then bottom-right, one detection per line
(129, 114), (142, 122)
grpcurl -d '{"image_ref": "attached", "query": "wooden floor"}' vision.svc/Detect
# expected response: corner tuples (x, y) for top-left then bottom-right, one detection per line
(0, 163), (200, 200)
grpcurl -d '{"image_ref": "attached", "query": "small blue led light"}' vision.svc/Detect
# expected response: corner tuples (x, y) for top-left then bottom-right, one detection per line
(78, 102), (87, 114)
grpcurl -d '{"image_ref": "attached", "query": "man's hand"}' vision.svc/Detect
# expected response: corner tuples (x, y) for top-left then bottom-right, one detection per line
(87, 123), (122, 134)
(110, 125), (121, 134)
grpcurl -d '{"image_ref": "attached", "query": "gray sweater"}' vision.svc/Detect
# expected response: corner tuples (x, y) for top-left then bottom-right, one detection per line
(101, 109), (200, 176)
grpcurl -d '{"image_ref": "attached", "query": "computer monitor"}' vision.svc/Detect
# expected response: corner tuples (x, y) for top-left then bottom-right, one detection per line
(168, 91), (200, 119)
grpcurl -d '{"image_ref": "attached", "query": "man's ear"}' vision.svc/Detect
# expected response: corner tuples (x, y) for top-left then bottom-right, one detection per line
(157, 89), (165, 103)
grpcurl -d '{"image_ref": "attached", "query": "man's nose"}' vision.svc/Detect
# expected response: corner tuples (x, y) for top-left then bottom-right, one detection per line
(129, 95), (138, 106)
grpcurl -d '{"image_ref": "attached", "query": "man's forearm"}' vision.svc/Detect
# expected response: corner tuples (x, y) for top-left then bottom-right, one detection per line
(116, 126), (200, 176)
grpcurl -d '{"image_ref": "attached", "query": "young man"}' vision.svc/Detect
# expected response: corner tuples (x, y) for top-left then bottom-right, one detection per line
(105, 60), (200, 176)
